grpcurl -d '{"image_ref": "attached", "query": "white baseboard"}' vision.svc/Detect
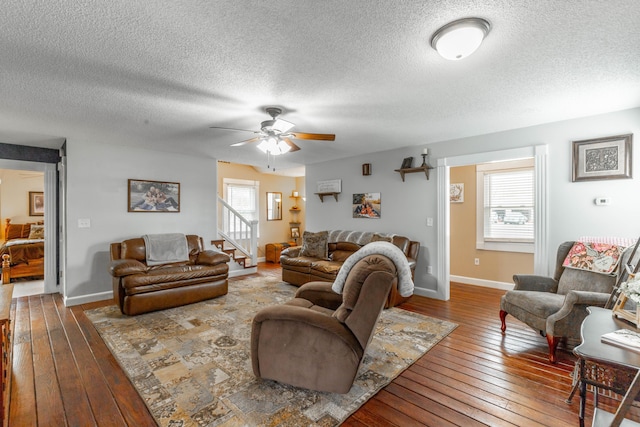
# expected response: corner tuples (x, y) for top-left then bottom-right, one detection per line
(229, 267), (257, 278)
(413, 286), (443, 299)
(450, 275), (514, 291)
(64, 290), (114, 307)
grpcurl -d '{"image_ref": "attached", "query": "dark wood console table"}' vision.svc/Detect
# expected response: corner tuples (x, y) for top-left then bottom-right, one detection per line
(573, 306), (640, 427)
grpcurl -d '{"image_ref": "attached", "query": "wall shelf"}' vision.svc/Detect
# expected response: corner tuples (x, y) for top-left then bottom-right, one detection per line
(394, 165), (433, 181)
(315, 192), (340, 202)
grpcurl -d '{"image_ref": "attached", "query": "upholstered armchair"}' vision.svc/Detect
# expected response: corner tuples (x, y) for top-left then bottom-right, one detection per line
(500, 241), (625, 363)
(251, 254), (397, 393)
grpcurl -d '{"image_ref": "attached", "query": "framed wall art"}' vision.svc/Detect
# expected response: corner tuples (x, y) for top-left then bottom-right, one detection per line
(352, 193), (381, 218)
(572, 134), (633, 182)
(450, 183), (464, 203)
(128, 179), (180, 212)
(29, 191), (44, 216)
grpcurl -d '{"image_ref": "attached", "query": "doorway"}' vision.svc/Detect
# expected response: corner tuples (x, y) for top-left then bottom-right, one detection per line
(435, 145), (549, 301)
(0, 159), (58, 294)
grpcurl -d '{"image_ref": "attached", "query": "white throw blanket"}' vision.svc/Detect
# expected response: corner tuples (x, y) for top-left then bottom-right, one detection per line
(332, 241), (414, 297)
(143, 233), (189, 266)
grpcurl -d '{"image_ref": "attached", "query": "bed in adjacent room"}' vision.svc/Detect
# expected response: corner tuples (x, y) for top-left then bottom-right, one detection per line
(1, 219), (45, 284)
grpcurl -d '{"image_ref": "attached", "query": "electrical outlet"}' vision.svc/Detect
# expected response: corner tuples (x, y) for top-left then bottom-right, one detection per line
(474, 258), (480, 266)
(427, 217), (433, 227)
(427, 266), (433, 274)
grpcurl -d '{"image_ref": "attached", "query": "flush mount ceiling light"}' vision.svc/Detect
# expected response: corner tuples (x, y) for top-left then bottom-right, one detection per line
(430, 17), (491, 60)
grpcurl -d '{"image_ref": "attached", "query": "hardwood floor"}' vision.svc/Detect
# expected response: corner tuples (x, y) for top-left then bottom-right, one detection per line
(7, 263), (638, 426)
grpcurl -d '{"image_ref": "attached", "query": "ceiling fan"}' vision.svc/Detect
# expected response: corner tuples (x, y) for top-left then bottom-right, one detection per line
(210, 107), (335, 155)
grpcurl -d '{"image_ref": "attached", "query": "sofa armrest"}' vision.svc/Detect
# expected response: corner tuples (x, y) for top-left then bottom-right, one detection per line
(109, 259), (147, 277)
(196, 250), (230, 266)
(295, 281), (343, 310)
(407, 241), (420, 260)
(280, 246), (301, 258)
(512, 274), (558, 293)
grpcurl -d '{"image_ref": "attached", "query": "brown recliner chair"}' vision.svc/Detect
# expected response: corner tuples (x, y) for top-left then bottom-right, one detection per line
(251, 254), (397, 393)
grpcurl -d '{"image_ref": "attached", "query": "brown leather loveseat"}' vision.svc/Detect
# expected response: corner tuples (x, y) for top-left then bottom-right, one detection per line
(109, 235), (230, 315)
(280, 230), (419, 308)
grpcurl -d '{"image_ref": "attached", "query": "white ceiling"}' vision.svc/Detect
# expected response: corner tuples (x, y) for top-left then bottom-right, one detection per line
(1, 1), (639, 174)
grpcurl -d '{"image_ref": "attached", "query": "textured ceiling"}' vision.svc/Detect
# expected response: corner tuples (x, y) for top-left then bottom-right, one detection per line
(1, 1), (639, 173)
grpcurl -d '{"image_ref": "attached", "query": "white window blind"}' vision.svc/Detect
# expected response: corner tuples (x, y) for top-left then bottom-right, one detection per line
(483, 169), (534, 242)
(476, 158), (535, 253)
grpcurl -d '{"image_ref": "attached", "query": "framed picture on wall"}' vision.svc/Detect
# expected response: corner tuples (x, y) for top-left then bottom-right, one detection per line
(128, 179), (180, 212)
(29, 191), (44, 216)
(450, 183), (464, 203)
(572, 134), (633, 182)
(352, 193), (381, 218)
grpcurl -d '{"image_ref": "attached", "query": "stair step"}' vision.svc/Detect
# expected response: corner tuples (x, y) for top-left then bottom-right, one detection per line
(212, 238), (255, 268)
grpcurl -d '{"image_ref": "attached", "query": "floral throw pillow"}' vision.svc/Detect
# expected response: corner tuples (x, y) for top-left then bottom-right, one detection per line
(300, 231), (329, 259)
(562, 241), (625, 275)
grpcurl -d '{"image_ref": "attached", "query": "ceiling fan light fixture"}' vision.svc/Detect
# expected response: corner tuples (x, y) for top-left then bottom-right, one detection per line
(257, 136), (291, 155)
(430, 17), (491, 60)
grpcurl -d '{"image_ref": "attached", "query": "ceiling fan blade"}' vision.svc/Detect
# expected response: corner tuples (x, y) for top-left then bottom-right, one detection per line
(290, 132), (336, 141)
(282, 137), (301, 152)
(230, 137), (261, 147)
(210, 125), (259, 134)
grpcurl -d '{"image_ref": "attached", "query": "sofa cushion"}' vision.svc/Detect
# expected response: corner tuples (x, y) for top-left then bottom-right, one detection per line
(330, 250), (354, 263)
(300, 231), (328, 259)
(371, 233), (393, 243)
(310, 260), (343, 280)
(502, 290), (565, 319)
(121, 263), (229, 293)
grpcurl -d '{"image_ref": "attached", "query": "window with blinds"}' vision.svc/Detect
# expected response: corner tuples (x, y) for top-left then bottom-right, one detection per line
(476, 158), (534, 252)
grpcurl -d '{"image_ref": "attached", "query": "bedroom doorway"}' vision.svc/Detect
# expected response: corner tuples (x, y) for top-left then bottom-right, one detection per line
(0, 158), (58, 294)
(0, 168), (45, 296)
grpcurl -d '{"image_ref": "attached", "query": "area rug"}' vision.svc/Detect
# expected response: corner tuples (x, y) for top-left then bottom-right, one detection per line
(86, 276), (457, 426)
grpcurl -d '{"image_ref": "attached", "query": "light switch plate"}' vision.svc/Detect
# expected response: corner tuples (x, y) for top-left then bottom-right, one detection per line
(78, 218), (91, 228)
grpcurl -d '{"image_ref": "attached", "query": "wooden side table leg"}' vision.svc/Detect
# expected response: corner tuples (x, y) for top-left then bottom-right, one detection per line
(579, 359), (586, 427)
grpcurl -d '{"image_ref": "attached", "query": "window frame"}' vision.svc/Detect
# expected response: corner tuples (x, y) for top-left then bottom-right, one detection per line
(222, 178), (260, 237)
(476, 158), (535, 253)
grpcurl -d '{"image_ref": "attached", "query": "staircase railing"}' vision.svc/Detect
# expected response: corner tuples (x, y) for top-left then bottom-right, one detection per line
(217, 196), (258, 266)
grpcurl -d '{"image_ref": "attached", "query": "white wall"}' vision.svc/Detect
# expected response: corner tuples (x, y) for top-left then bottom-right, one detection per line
(64, 139), (218, 305)
(306, 107), (640, 298)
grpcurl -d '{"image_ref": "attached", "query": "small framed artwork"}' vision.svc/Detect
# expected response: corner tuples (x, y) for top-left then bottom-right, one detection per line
(128, 179), (180, 212)
(29, 191), (44, 216)
(352, 193), (381, 218)
(450, 183), (464, 203)
(291, 227), (300, 239)
(572, 134), (633, 182)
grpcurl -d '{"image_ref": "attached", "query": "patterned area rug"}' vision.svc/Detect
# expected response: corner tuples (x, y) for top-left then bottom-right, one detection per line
(86, 275), (457, 426)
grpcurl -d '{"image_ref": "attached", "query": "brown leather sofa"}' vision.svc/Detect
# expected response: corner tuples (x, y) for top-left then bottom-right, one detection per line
(280, 230), (419, 308)
(251, 253), (397, 393)
(109, 235), (230, 315)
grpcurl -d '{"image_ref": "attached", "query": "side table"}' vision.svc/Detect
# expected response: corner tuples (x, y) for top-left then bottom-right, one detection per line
(265, 242), (292, 263)
(573, 306), (640, 427)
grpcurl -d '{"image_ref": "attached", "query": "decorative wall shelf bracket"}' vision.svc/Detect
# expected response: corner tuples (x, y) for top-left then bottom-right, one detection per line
(394, 165), (433, 182)
(315, 192), (340, 202)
